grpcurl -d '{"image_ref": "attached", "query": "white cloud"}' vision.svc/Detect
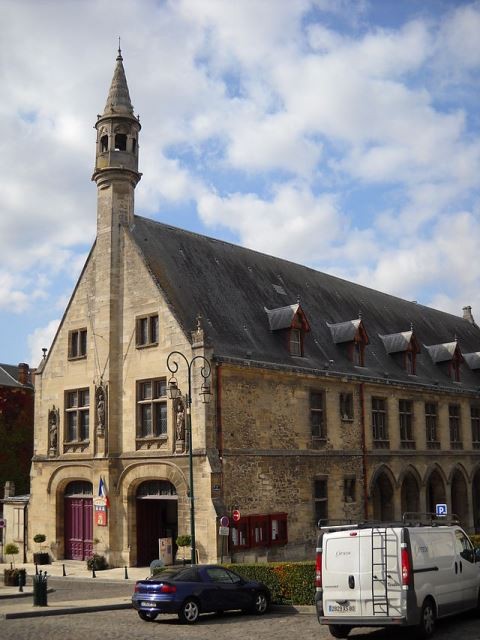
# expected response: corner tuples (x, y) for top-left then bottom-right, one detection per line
(27, 318), (60, 368)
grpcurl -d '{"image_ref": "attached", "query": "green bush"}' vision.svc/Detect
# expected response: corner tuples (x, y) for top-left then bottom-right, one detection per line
(86, 554), (108, 571)
(223, 561), (315, 605)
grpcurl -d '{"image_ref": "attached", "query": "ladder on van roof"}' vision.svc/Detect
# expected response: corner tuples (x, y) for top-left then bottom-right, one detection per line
(371, 527), (389, 616)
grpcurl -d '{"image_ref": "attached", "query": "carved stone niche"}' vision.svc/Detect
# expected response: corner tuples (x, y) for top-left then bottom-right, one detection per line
(48, 406), (60, 456)
(95, 385), (108, 436)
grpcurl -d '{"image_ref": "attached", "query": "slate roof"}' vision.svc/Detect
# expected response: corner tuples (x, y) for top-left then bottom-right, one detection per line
(0, 364), (24, 389)
(131, 216), (480, 393)
(379, 330), (417, 354)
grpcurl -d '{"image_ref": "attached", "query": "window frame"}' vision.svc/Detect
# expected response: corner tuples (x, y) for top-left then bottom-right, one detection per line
(310, 390), (326, 440)
(343, 476), (356, 503)
(68, 328), (87, 360)
(399, 399), (415, 449)
(339, 392), (354, 421)
(64, 387), (90, 443)
(372, 397), (389, 448)
(314, 477), (328, 525)
(136, 377), (167, 440)
(425, 402), (440, 449)
(471, 405), (480, 450)
(449, 403), (462, 449)
(135, 314), (159, 348)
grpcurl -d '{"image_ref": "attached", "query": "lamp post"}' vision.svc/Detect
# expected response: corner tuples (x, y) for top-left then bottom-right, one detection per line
(167, 351), (211, 564)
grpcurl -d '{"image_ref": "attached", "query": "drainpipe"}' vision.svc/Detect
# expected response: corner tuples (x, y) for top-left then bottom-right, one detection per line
(359, 383), (369, 519)
(216, 363), (224, 459)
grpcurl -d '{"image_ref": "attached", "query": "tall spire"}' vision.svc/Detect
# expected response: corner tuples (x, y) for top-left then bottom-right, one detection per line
(103, 43), (134, 116)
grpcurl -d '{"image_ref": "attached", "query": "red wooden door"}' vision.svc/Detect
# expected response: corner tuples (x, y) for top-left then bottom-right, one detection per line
(65, 497), (93, 560)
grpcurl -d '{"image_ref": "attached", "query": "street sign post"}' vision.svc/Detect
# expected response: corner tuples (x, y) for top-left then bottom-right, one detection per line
(219, 515), (229, 527)
(436, 503), (448, 517)
(232, 509), (241, 522)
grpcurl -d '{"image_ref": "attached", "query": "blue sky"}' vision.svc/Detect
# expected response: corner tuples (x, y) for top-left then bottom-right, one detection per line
(0, 0), (479, 367)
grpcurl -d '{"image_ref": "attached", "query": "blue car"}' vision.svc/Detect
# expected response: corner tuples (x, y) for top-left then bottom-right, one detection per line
(132, 564), (271, 624)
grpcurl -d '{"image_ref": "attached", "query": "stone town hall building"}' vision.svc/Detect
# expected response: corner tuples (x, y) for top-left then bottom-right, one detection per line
(29, 51), (480, 567)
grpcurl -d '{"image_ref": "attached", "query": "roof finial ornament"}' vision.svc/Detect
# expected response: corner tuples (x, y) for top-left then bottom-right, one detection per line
(117, 36), (123, 61)
(410, 321), (414, 332)
(358, 309), (362, 320)
(196, 313), (203, 333)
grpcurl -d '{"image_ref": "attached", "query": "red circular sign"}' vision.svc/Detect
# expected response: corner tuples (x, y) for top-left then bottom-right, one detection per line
(232, 509), (241, 522)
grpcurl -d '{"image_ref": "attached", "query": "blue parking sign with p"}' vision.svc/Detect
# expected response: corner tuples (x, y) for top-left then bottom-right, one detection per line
(436, 503), (447, 516)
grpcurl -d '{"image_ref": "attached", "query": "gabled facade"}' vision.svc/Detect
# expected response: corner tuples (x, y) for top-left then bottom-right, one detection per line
(29, 52), (480, 567)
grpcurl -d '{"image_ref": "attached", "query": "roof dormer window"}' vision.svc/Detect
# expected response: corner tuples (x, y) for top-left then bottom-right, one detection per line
(425, 340), (463, 382)
(379, 328), (420, 375)
(327, 317), (369, 367)
(265, 303), (310, 357)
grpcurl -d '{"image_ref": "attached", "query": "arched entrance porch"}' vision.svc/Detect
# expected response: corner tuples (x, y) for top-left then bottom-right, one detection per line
(371, 468), (395, 521)
(136, 480), (178, 566)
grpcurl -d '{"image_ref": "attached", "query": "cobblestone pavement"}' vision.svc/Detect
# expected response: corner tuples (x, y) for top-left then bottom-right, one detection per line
(2, 607), (480, 640)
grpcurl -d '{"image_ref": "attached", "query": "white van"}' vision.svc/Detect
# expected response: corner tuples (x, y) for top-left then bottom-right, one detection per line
(315, 517), (480, 638)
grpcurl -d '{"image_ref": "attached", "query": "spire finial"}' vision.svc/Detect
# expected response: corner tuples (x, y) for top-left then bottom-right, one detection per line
(117, 36), (122, 61)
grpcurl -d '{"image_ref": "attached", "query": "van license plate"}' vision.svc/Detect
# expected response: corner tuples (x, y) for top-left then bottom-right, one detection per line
(141, 601), (153, 607)
(327, 602), (356, 613)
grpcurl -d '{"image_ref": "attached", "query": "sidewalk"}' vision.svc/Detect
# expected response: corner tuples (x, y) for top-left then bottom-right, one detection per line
(0, 560), (149, 619)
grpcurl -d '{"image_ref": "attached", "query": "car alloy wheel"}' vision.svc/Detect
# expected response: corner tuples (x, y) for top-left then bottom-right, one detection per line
(179, 598), (200, 624)
(252, 591), (268, 614)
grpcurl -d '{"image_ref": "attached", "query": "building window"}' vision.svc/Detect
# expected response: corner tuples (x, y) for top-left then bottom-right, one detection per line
(399, 399), (415, 448)
(314, 478), (328, 525)
(340, 392), (354, 421)
(137, 378), (167, 438)
(289, 328), (302, 356)
(405, 350), (416, 375)
(471, 405), (480, 450)
(68, 329), (87, 359)
(311, 391), (326, 439)
(350, 341), (365, 366)
(425, 402), (440, 449)
(65, 388), (90, 442)
(136, 314), (159, 347)
(231, 513), (287, 549)
(449, 404), (462, 449)
(372, 397), (389, 448)
(449, 356), (461, 382)
(100, 135), (108, 152)
(344, 477), (356, 503)
(114, 133), (127, 151)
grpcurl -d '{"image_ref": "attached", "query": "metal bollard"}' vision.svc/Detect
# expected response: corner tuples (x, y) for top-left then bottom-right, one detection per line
(62, 563), (66, 577)
(33, 571), (48, 606)
(92, 567), (96, 578)
(35, 563), (38, 576)
(124, 566), (129, 579)
(18, 570), (25, 593)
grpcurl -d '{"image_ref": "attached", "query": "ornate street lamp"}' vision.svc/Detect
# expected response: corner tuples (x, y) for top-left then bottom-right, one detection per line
(166, 351), (211, 564)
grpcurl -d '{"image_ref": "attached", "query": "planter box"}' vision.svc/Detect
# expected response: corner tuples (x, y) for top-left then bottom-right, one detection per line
(33, 552), (50, 565)
(4, 568), (26, 586)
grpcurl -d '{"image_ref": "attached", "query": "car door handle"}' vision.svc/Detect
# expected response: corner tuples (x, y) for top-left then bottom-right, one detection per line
(348, 575), (355, 589)
(455, 562), (458, 574)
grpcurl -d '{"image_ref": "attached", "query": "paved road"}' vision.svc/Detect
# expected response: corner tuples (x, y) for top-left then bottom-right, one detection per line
(3, 606), (480, 640)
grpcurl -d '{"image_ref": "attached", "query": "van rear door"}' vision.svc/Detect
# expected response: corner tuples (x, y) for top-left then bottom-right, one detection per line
(322, 529), (363, 618)
(359, 527), (403, 618)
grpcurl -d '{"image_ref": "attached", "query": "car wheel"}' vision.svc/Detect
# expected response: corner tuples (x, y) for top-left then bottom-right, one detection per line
(178, 598), (200, 624)
(328, 624), (352, 638)
(417, 599), (436, 638)
(251, 591), (269, 615)
(137, 610), (157, 622)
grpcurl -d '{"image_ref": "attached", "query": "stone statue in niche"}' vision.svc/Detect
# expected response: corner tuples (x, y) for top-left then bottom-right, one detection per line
(95, 385), (107, 435)
(174, 397), (186, 453)
(48, 406), (59, 455)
